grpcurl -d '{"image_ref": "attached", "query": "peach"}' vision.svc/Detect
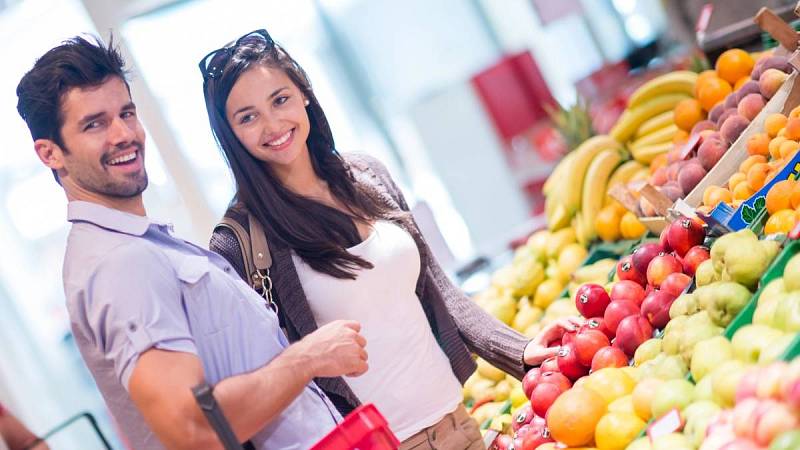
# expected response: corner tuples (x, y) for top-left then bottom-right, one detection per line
(790, 105), (800, 119)
(690, 119), (716, 135)
(709, 103), (726, 123)
(697, 137), (727, 170)
(728, 172), (746, 190)
(751, 55), (792, 80)
(740, 154), (768, 175)
(666, 161), (683, 182)
(737, 93), (766, 121)
(651, 166), (668, 186)
(779, 139), (800, 159)
(746, 132), (770, 156)
(678, 159), (708, 194)
(733, 181), (755, 200)
(759, 68), (789, 99)
(746, 162), (771, 190)
(724, 93), (739, 109)
(769, 136), (787, 159)
(720, 114), (751, 145)
(716, 108), (738, 129)
(784, 117), (800, 140)
(734, 80), (762, 102)
(706, 186), (733, 207)
(764, 113), (788, 137)
(660, 182), (683, 200)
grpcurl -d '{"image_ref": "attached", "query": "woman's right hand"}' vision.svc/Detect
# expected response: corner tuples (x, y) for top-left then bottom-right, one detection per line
(298, 320), (369, 378)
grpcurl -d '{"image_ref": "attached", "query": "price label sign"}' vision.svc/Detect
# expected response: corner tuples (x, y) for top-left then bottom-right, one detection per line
(647, 408), (683, 442)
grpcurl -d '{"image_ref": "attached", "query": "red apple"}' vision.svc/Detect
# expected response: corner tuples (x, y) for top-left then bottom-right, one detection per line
(561, 330), (576, 346)
(646, 254), (683, 287)
(659, 227), (672, 253)
(557, 343), (589, 381)
(617, 255), (646, 286)
(640, 291), (676, 329)
(522, 367), (543, 399)
(683, 245), (711, 276)
(614, 315), (654, 356)
(660, 272), (692, 297)
(575, 283), (611, 319)
(540, 357), (559, 373)
(512, 402), (534, 432)
(513, 416), (554, 450)
(610, 280), (647, 306)
(531, 382), (566, 417)
(573, 329), (611, 366)
(632, 243), (664, 275)
(667, 215), (706, 257)
(489, 434), (513, 450)
(537, 371), (572, 392)
(591, 346), (629, 371)
(582, 317), (614, 340)
(604, 299), (640, 335)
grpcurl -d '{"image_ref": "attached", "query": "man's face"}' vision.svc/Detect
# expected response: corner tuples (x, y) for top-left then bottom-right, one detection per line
(56, 76), (147, 200)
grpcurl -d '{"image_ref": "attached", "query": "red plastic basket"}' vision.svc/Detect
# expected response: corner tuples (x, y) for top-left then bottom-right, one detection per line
(310, 404), (400, 450)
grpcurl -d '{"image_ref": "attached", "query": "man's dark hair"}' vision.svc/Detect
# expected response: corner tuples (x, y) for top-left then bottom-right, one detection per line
(16, 34), (129, 181)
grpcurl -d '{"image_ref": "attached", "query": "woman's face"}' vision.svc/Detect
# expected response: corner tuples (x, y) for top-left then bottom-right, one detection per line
(225, 64), (311, 171)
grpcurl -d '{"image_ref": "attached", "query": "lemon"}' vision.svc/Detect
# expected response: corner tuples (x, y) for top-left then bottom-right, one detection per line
(533, 278), (564, 309)
(595, 412), (646, 450)
(557, 243), (588, 278)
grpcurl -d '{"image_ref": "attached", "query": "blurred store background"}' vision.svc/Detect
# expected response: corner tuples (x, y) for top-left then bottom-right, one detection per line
(0, 0), (792, 447)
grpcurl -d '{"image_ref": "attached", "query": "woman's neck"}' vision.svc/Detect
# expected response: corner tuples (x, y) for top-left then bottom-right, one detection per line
(273, 147), (331, 201)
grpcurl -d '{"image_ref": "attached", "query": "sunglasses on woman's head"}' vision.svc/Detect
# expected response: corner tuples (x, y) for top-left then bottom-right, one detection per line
(199, 29), (274, 80)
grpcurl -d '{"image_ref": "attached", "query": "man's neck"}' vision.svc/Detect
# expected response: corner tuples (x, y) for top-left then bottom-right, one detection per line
(66, 188), (146, 217)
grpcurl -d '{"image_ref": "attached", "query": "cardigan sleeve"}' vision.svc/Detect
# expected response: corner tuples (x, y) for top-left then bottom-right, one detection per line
(209, 226), (249, 283)
(353, 153), (532, 379)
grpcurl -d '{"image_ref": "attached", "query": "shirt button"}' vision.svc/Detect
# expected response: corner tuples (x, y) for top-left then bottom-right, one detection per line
(128, 323), (138, 332)
(223, 266), (231, 273)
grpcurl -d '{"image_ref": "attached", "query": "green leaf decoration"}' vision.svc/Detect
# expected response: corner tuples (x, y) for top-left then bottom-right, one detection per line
(754, 196), (766, 212)
(742, 205), (756, 223)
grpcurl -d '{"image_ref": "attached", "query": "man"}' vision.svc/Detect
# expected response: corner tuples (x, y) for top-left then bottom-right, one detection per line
(16, 35), (368, 449)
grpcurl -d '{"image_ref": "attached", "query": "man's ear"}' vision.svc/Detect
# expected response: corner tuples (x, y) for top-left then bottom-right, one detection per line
(33, 139), (65, 171)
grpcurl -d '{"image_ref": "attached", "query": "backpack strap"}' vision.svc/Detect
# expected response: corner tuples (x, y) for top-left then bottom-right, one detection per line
(215, 213), (276, 313)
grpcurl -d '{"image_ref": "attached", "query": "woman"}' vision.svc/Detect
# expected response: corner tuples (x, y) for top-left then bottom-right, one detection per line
(202, 29), (577, 448)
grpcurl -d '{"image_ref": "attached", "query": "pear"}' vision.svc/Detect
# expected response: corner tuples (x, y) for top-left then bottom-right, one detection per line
(695, 259), (719, 287)
(710, 231), (738, 273)
(704, 281), (752, 326)
(753, 295), (782, 327)
(634, 338), (663, 366)
(773, 291), (800, 332)
(690, 336), (734, 382)
(784, 253), (800, 291)
(723, 237), (769, 290)
(761, 239), (781, 262)
(710, 360), (747, 407)
(758, 333), (793, 364)
(731, 324), (784, 364)
(760, 278), (787, 305)
(654, 354), (688, 380)
(683, 401), (722, 448)
(669, 293), (699, 319)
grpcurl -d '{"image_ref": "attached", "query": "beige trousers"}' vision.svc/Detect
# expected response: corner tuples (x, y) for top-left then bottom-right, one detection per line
(398, 405), (486, 450)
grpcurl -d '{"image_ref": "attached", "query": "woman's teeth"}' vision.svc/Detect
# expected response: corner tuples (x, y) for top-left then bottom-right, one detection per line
(267, 130), (292, 147)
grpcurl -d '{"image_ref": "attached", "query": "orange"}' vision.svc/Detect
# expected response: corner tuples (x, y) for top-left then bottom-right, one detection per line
(547, 387), (607, 447)
(728, 172), (747, 191)
(595, 205), (623, 242)
(747, 163), (771, 190)
(765, 113), (788, 138)
(739, 154), (768, 174)
(650, 153), (668, 174)
(790, 105), (800, 119)
(698, 77), (733, 112)
(619, 212), (647, 239)
(766, 179), (796, 214)
(780, 140), (800, 159)
(770, 137), (788, 159)
(694, 70), (720, 98)
(673, 98), (705, 132)
(791, 181), (800, 209)
(765, 209), (797, 235)
(734, 76), (750, 91)
(632, 379), (663, 421)
(733, 181), (755, 201)
(672, 129), (690, 146)
(583, 368), (636, 406)
(747, 132), (771, 157)
(785, 118), (800, 140)
(716, 49), (755, 84)
(595, 412), (647, 450)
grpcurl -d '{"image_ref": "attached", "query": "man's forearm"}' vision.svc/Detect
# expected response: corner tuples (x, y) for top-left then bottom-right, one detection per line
(212, 342), (317, 441)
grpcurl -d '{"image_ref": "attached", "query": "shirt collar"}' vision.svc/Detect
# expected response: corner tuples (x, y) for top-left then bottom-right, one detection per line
(67, 200), (154, 236)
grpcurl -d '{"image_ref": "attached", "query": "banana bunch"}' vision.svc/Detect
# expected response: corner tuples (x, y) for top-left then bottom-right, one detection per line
(604, 159), (648, 206)
(609, 71), (697, 163)
(544, 135), (628, 232)
(573, 148), (625, 245)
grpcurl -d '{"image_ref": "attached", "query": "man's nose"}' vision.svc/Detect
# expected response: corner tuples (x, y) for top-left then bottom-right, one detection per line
(108, 116), (137, 145)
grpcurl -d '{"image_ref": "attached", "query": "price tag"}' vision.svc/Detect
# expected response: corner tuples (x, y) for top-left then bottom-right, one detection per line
(647, 409), (683, 442)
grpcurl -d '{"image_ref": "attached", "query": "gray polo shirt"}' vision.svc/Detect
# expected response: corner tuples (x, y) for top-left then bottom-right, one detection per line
(63, 201), (340, 449)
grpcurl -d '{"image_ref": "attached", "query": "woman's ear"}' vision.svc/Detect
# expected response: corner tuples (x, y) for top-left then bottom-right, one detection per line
(303, 98), (310, 107)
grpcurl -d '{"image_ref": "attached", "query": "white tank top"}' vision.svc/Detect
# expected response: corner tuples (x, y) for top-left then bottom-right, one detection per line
(292, 220), (463, 440)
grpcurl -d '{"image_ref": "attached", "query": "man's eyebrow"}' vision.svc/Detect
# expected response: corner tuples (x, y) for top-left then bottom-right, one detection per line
(77, 111), (105, 127)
